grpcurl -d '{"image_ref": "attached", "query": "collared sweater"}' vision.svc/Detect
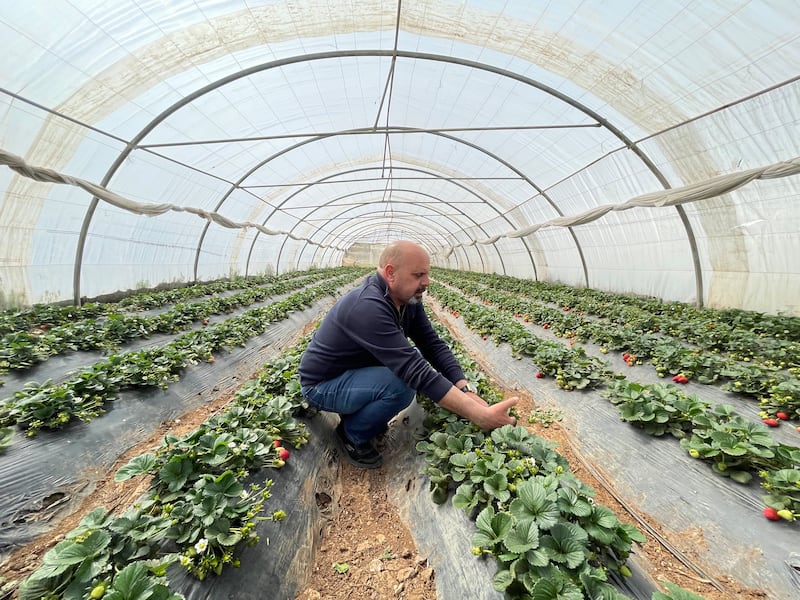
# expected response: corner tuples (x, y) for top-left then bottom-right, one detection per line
(298, 272), (465, 402)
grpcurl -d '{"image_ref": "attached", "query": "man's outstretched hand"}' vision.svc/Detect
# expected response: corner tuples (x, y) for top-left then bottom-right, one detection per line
(440, 387), (519, 431)
(475, 397), (519, 430)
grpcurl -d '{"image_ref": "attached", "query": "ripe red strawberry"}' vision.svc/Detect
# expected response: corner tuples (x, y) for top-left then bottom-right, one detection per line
(762, 418), (779, 427)
(542, 323), (549, 329)
(273, 439), (282, 448)
(763, 507), (780, 521)
(622, 353), (630, 361)
(536, 372), (544, 379)
(279, 448), (290, 461)
(482, 335), (487, 340)
(202, 320), (209, 326)
(776, 412), (789, 420)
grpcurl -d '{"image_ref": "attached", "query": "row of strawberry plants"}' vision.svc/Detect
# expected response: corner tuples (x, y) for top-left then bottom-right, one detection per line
(604, 380), (800, 522)
(416, 317), (704, 600)
(0, 268), (347, 376)
(0, 270), (319, 337)
(16, 342), (311, 600)
(113, 271), (322, 312)
(432, 270), (800, 422)
(438, 269), (798, 366)
(428, 282), (614, 391)
(0, 271), (365, 440)
(429, 282), (800, 523)
(453, 270), (800, 346)
(433, 269), (794, 369)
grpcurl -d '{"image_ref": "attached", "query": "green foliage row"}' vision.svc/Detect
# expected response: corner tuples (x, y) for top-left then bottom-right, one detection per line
(417, 318), (705, 600)
(16, 340), (311, 599)
(0, 268), (354, 375)
(0, 270), (322, 336)
(432, 269), (800, 420)
(429, 272), (800, 524)
(0, 273), (360, 439)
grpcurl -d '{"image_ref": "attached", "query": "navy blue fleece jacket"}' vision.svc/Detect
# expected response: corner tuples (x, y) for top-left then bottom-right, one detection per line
(298, 272), (465, 402)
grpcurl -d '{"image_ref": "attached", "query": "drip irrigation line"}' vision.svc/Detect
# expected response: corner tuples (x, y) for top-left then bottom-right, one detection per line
(564, 435), (725, 593)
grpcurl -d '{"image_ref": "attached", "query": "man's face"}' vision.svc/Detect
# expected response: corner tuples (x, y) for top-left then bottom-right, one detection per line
(388, 247), (430, 306)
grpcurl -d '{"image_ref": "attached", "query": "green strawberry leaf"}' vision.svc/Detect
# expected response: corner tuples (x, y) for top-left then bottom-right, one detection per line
(503, 518), (539, 554)
(115, 453), (158, 481)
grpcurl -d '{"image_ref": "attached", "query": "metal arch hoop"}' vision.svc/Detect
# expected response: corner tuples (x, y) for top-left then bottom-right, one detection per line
(288, 201), (486, 274)
(76, 50), (699, 306)
(263, 164), (507, 275)
(236, 127), (549, 282)
(264, 187), (488, 272)
(299, 218), (470, 273)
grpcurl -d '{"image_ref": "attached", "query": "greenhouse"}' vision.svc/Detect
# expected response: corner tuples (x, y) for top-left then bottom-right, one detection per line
(0, 1), (798, 599)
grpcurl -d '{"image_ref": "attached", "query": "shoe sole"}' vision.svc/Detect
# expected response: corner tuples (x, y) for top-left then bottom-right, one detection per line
(341, 453), (383, 469)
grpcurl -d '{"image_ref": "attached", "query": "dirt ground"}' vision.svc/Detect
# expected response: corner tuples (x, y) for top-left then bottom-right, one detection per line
(0, 381), (768, 600)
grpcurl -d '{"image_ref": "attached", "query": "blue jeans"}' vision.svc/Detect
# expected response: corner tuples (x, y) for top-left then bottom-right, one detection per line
(301, 366), (415, 445)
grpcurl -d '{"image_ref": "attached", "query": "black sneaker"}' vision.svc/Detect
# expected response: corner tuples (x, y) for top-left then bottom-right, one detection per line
(373, 423), (390, 450)
(335, 422), (383, 469)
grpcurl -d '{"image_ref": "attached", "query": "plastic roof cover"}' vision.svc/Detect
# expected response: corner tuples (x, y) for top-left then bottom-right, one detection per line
(0, 1), (798, 315)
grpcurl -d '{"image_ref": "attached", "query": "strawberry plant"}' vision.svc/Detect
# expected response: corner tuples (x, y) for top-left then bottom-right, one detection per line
(760, 379), (800, 421)
(16, 506), (179, 600)
(649, 346), (726, 384)
(604, 381), (710, 438)
(472, 471), (646, 599)
(113, 354), (313, 580)
(760, 468), (800, 522)
(679, 404), (800, 483)
(515, 343), (567, 376)
(0, 331), (49, 369)
(527, 407), (563, 427)
(719, 362), (783, 397)
(416, 319), (647, 599)
(554, 354), (613, 391)
(0, 379), (107, 435)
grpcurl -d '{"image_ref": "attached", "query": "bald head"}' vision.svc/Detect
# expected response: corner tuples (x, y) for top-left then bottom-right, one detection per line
(379, 240), (428, 269)
(377, 240), (431, 307)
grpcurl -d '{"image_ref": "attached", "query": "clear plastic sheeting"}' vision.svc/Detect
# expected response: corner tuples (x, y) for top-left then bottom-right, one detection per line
(0, 1), (799, 314)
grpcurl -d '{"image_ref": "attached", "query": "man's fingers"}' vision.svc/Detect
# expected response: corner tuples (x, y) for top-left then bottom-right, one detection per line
(496, 396), (519, 410)
(486, 397), (519, 425)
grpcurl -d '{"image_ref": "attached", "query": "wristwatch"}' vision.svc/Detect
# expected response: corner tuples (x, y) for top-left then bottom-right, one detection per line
(460, 382), (476, 394)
